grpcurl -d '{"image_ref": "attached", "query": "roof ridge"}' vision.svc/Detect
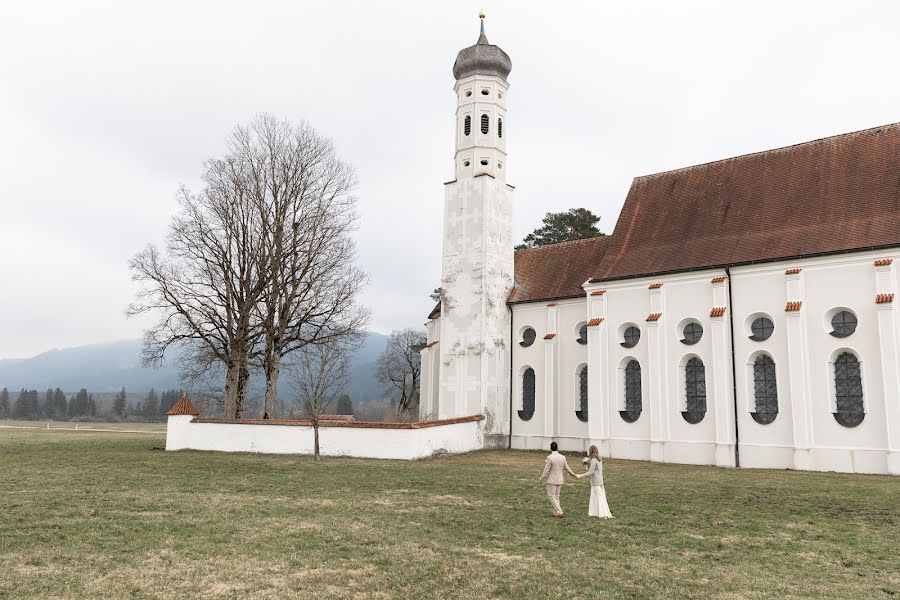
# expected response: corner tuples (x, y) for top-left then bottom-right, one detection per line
(634, 121), (900, 182)
(514, 235), (609, 253)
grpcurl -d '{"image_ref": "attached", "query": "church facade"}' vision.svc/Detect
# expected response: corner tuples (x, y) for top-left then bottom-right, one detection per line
(420, 20), (900, 475)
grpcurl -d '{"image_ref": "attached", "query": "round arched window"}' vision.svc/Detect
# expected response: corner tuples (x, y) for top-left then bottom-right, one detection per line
(751, 354), (778, 424)
(575, 365), (588, 422)
(520, 327), (536, 347)
(830, 311), (857, 338)
(518, 368), (535, 421)
(480, 114), (489, 134)
(682, 357), (707, 424)
(621, 326), (641, 348)
(750, 317), (774, 341)
(681, 322), (703, 345)
(577, 324), (587, 345)
(833, 352), (864, 427)
(621, 360), (642, 423)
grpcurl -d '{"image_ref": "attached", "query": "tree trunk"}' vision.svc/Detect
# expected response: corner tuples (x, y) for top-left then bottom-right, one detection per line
(262, 350), (282, 419)
(313, 420), (320, 460)
(235, 355), (250, 419)
(223, 356), (239, 419)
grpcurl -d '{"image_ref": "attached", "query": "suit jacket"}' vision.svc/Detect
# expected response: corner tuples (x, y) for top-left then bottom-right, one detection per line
(540, 451), (576, 485)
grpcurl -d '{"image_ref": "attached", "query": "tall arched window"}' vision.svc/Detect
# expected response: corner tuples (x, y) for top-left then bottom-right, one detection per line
(480, 114), (489, 134)
(575, 365), (588, 422)
(498, 117), (503, 138)
(752, 354), (778, 424)
(833, 352), (864, 427)
(518, 368), (535, 421)
(682, 357), (707, 424)
(463, 115), (471, 136)
(621, 360), (642, 423)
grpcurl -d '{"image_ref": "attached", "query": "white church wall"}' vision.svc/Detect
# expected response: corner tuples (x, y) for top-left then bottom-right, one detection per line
(510, 301), (548, 448)
(555, 299), (590, 448)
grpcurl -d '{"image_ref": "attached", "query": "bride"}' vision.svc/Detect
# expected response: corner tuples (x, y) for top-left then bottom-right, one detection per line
(576, 445), (614, 519)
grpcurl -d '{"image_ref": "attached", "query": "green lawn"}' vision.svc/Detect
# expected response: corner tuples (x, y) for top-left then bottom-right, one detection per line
(1, 430), (897, 599)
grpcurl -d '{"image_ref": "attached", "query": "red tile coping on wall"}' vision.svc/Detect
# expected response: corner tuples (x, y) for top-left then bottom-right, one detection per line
(587, 318), (604, 327)
(710, 276), (727, 284)
(646, 312), (663, 322)
(648, 283), (663, 289)
(319, 414), (354, 421)
(191, 414), (485, 430)
(590, 290), (607, 296)
(709, 307), (727, 318)
(875, 258), (894, 267)
(423, 341), (439, 349)
(546, 303), (558, 307)
(785, 301), (803, 312)
(166, 393), (199, 416)
(543, 333), (557, 340)
(784, 268), (802, 275)
(876, 293), (895, 304)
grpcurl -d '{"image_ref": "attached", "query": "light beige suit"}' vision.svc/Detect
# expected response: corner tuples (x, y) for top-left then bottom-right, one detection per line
(539, 451), (577, 515)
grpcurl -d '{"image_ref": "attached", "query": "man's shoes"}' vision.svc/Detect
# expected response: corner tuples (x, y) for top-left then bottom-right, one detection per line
(554, 512), (565, 519)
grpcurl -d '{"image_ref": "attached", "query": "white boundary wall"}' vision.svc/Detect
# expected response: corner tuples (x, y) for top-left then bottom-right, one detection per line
(165, 415), (484, 460)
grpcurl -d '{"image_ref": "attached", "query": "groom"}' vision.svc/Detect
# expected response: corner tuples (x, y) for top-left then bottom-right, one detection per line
(538, 441), (577, 518)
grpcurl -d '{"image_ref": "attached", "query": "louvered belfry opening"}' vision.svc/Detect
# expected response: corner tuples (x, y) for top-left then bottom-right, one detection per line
(464, 115), (471, 136)
(480, 113), (489, 134)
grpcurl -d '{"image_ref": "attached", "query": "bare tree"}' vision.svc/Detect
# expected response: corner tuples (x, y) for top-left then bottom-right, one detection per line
(376, 328), (426, 417)
(128, 157), (271, 418)
(290, 341), (350, 460)
(246, 116), (369, 419)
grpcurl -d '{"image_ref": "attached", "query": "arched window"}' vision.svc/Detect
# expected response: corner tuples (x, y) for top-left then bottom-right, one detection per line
(575, 365), (588, 422)
(520, 327), (536, 347)
(577, 324), (587, 345)
(621, 360), (642, 423)
(464, 115), (471, 136)
(751, 354), (778, 424)
(682, 357), (707, 424)
(518, 368), (535, 421)
(480, 114), (489, 134)
(750, 317), (774, 341)
(498, 118), (503, 138)
(621, 326), (641, 348)
(830, 311), (858, 338)
(833, 352), (864, 427)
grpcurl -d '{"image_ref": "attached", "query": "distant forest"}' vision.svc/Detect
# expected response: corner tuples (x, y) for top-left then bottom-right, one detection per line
(0, 387), (182, 423)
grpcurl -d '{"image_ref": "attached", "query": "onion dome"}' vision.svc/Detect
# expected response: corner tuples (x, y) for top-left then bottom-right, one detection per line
(452, 14), (512, 82)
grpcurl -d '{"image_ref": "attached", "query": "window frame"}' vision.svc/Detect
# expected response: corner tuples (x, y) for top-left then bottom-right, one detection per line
(620, 359), (642, 423)
(750, 353), (778, 425)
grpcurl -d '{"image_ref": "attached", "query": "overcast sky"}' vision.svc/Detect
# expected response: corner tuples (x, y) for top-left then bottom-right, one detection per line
(1, 1), (898, 359)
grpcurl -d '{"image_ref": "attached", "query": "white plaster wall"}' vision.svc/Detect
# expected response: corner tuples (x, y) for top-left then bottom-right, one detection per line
(165, 418), (484, 460)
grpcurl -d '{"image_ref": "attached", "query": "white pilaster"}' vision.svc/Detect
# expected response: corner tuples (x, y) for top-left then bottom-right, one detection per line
(709, 276), (735, 467)
(783, 269), (813, 470)
(647, 285), (667, 462)
(873, 260), (900, 474)
(586, 290), (608, 453)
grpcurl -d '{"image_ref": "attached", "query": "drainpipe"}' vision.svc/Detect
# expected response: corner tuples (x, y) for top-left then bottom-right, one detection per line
(508, 303), (514, 450)
(725, 265), (741, 468)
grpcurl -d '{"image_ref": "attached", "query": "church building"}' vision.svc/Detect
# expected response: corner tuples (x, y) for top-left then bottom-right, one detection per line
(419, 17), (900, 475)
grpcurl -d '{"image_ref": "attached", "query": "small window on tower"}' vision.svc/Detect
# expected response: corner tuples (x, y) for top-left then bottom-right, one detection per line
(498, 118), (503, 138)
(464, 115), (471, 136)
(463, 160), (470, 167)
(465, 90), (472, 97)
(481, 88), (489, 96)
(481, 114), (489, 134)
(480, 159), (489, 166)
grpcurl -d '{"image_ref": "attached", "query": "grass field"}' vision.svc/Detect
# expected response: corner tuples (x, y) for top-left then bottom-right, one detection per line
(1, 429), (897, 599)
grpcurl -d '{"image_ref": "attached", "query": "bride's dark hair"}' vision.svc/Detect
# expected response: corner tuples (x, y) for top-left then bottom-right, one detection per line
(587, 445), (601, 462)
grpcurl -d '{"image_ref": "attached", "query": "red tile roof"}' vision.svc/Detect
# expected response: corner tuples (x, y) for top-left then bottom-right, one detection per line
(590, 289), (607, 296)
(428, 302), (441, 320)
(709, 307), (727, 317)
(166, 393), (199, 416)
(876, 293), (895, 304)
(543, 333), (557, 340)
(875, 258), (894, 267)
(784, 268), (802, 275)
(587, 318), (604, 326)
(710, 276), (727, 284)
(648, 282), (663, 289)
(785, 301), (803, 312)
(646, 312), (663, 322)
(592, 123), (900, 281)
(508, 236), (611, 303)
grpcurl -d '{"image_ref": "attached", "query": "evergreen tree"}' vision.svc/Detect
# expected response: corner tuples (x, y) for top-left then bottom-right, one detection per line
(143, 389), (159, 421)
(133, 401), (143, 418)
(14, 389), (32, 419)
(70, 389), (90, 417)
(336, 394), (353, 415)
(87, 394), (97, 417)
(113, 387), (127, 417)
(42, 388), (55, 418)
(53, 389), (67, 418)
(0, 387), (9, 418)
(516, 208), (606, 250)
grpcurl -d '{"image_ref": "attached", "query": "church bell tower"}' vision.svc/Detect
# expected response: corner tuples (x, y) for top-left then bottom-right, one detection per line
(437, 13), (514, 446)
